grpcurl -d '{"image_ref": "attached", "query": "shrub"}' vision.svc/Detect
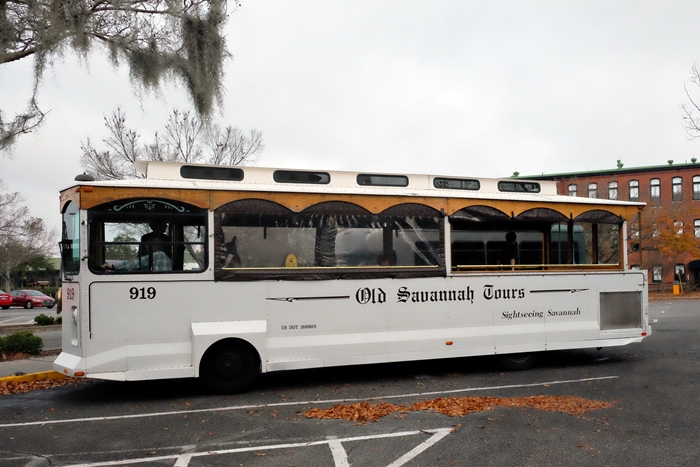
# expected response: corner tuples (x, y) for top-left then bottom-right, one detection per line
(42, 286), (59, 298)
(56, 316), (62, 325)
(34, 314), (56, 326)
(2, 331), (43, 355)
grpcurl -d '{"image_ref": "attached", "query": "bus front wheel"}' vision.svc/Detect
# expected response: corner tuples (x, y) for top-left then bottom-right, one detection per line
(498, 352), (538, 371)
(200, 340), (260, 394)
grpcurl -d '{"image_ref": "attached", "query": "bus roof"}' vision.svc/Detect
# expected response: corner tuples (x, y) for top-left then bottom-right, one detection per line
(64, 161), (644, 210)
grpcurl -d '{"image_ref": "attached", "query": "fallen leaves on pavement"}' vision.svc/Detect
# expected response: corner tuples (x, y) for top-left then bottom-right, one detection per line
(305, 402), (406, 423)
(305, 395), (614, 423)
(0, 377), (85, 396)
(0, 349), (60, 362)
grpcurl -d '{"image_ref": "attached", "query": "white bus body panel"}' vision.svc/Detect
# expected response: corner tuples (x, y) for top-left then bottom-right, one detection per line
(55, 271), (648, 380)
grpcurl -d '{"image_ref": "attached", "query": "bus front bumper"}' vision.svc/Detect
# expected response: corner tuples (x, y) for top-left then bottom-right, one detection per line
(53, 352), (87, 378)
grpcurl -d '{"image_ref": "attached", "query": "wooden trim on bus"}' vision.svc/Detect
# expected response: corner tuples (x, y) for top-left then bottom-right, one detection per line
(67, 186), (642, 220)
(59, 188), (81, 212)
(73, 187), (211, 210)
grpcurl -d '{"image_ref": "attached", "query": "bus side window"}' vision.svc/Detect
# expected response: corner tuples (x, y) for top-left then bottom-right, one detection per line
(486, 241), (508, 265)
(452, 241), (486, 268)
(519, 241), (543, 265)
(414, 241), (439, 266)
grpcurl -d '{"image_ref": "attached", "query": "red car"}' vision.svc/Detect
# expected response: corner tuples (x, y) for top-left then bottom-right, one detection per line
(0, 290), (11, 309)
(10, 290), (55, 309)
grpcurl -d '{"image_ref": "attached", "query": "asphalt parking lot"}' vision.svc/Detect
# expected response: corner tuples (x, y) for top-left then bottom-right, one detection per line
(0, 307), (59, 327)
(0, 299), (698, 466)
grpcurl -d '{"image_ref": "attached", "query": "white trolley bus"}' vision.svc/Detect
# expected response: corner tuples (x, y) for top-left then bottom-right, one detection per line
(55, 161), (650, 392)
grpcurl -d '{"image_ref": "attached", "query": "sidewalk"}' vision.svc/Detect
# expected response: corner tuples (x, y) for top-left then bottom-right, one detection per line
(1, 325), (62, 380)
(0, 353), (57, 378)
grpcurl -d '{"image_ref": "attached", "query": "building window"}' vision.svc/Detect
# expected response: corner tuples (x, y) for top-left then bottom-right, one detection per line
(695, 219), (700, 238)
(652, 265), (662, 283)
(693, 176), (700, 200)
(672, 177), (683, 201)
(629, 180), (639, 201)
(608, 181), (618, 200)
(588, 182), (597, 198)
(568, 184), (577, 197)
(650, 178), (660, 202)
(675, 264), (686, 283)
(674, 220), (684, 234)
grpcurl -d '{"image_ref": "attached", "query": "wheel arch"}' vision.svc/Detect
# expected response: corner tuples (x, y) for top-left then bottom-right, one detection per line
(191, 320), (267, 378)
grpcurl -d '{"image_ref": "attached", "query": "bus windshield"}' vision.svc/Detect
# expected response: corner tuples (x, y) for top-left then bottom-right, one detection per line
(60, 201), (80, 278)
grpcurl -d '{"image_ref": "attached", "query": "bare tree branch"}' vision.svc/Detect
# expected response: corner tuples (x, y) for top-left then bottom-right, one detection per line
(81, 107), (262, 180)
(0, 99), (47, 155)
(682, 63), (700, 139)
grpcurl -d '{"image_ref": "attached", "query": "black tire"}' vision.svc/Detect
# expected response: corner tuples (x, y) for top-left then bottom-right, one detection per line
(498, 352), (538, 371)
(24, 301), (33, 309)
(200, 340), (260, 394)
(1, 306), (9, 310)
(47, 305), (55, 309)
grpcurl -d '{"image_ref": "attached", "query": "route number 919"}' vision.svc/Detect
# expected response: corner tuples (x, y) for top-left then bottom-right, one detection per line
(130, 287), (156, 300)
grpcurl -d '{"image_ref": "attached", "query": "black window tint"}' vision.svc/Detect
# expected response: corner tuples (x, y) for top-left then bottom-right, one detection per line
(273, 170), (330, 184)
(433, 178), (480, 190)
(357, 174), (409, 187)
(498, 181), (541, 193)
(181, 166), (244, 181)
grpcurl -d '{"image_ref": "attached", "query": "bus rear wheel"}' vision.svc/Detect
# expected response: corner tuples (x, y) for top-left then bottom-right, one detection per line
(200, 341), (260, 394)
(498, 352), (538, 371)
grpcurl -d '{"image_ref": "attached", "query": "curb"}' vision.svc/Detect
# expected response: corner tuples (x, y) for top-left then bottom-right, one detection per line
(0, 371), (68, 384)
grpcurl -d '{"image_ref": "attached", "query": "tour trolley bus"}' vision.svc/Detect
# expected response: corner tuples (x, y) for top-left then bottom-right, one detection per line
(55, 161), (651, 392)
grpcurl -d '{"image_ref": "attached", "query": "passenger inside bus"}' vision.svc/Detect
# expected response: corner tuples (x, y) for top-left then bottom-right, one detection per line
(222, 236), (241, 268)
(498, 231), (518, 268)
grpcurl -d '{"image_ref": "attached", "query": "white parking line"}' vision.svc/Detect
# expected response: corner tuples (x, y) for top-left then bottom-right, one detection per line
(0, 376), (617, 428)
(328, 438), (350, 467)
(66, 428), (453, 467)
(0, 316), (33, 325)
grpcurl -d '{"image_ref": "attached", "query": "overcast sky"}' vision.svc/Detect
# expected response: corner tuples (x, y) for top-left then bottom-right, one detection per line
(3, 1), (700, 237)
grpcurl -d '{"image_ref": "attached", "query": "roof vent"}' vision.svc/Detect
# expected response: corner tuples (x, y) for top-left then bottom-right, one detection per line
(74, 173), (95, 182)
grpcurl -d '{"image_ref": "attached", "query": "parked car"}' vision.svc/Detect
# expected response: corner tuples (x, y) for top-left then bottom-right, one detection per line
(10, 290), (55, 309)
(0, 290), (11, 309)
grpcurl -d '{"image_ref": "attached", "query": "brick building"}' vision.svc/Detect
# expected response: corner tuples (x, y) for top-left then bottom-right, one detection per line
(526, 160), (700, 290)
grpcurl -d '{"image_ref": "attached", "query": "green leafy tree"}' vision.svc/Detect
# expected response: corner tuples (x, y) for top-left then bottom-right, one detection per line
(108, 233), (139, 260)
(1, 0), (233, 153)
(0, 182), (56, 289)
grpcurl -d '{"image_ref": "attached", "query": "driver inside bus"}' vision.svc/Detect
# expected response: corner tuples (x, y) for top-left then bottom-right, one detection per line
(104, 242), (172, 272)
(139, 221), (171, 259)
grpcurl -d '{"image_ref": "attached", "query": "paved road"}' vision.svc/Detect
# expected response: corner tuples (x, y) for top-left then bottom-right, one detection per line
(0, 307), (59, 327)
(0, 300), (697, 466)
